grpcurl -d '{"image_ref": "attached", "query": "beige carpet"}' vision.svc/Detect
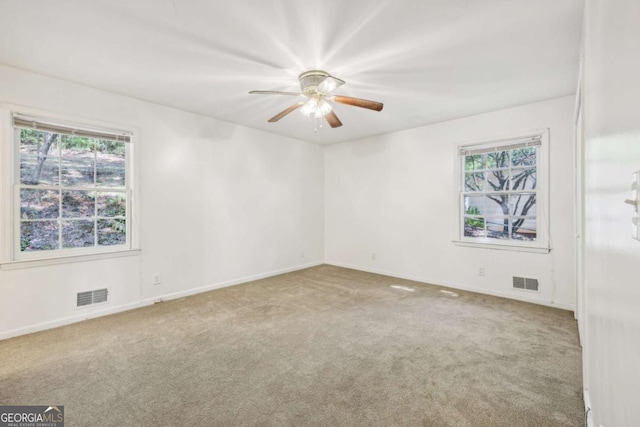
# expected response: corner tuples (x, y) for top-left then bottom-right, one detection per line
(0, 265), (583, 426)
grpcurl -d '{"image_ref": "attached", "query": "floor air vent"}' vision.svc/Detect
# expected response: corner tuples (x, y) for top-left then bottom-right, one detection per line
(513, 277), (539, 292)
(77, 288), (109, 307)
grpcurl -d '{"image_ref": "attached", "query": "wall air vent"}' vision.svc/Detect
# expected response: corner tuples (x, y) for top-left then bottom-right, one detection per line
(77, 288), (109, 307)
(512, 277), (539, 292)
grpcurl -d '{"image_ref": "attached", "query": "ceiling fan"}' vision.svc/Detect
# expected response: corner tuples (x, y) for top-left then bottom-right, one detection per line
(249, 70), (383, 129)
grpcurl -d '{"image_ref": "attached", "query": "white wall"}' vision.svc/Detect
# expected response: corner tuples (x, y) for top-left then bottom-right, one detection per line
(0, 63), (581, 341)
(325, 96), (576, 309)
(0, 65), (324, 338)
(582, 1), (640, 425)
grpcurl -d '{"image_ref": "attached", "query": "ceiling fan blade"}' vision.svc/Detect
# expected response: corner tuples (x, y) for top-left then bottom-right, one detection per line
(331, 95), (383, 111)
(268, 103), (303, 122)
(324, 111), (343, 128)
(317, 76), (345, 95)
(250, 90), (302, 96)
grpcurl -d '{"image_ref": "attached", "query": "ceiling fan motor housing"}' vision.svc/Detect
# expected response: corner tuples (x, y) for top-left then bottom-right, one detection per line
(299, 70), (330, 95)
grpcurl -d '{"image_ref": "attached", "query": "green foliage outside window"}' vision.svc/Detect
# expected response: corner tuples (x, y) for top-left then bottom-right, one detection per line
(465, 206), (485, 228)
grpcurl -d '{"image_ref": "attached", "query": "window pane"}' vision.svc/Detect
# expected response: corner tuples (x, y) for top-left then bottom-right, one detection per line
(509, 194), (537, 216)
(20, 220), (59, 252)
(20, 189), (59, 219)
(20, 129), (60, 156)
(464, 172), (484, 192)
(464, 195), (484, 214)
(464, 154), (484, 171)
(484, 194), (509, 217)
(96, 140), (126, 188)
(62, 190), (95, 218)
(464, 216), (485, 237)
(486, 217), (509, 239)
(60, 135), (95, 187)
(511, 147), (536, 166)
(98, 219), (126, 246)
(511, 168), (536, 190)
(97, 192), (126, 217)
(20, 155), (59, 186)
(60, 157), (95, 187)
(62, 219), (95, 248)
(511, 218), (537, 241)
(486, 151), (509, 168)
(486, 170), (510, 191)
(20, 129), (43, 154)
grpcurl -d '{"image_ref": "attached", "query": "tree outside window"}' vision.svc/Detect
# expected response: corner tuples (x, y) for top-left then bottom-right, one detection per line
(462, 144), (538, 242)
(17, 125), (128, 254)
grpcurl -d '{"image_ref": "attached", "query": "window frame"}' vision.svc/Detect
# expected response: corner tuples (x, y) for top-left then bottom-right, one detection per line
(453, 129), (551, 253)
(0, 106), (139, 266)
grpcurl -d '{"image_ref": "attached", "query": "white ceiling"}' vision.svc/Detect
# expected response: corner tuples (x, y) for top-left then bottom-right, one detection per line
(0, 0), (584, 144)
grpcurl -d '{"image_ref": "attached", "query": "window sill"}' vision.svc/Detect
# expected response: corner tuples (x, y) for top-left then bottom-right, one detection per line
(0, 249), (141, 271)
(452, 240), (550, 254)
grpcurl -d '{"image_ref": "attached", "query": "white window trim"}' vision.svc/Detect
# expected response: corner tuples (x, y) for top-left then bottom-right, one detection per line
(0, 103), (140, 266)
(452, 129), (551, 253)
(0, 249), (141, 271)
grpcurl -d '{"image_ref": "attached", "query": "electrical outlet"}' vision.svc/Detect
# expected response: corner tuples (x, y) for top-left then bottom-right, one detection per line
(152, 273), (161, 285)
(478, 268), (485, 276)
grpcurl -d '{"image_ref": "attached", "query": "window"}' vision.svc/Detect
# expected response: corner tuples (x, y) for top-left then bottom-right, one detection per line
(457, 131), (549, 251)
(12, 114), (132, 259)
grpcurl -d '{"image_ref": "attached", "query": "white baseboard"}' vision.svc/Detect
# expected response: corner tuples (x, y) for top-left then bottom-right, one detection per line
(0, 260), (323, 341)
(143, 260), (324, 304)
(584, 388), (593, 427)
(0, 300), (152, 341)
(325, 261), (575, 311)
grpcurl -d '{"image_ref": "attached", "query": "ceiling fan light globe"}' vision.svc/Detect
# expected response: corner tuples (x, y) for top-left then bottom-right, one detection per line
(316, 99), (332, 117)
(301, 98), (332, 118)
(300, 98), (318, 117)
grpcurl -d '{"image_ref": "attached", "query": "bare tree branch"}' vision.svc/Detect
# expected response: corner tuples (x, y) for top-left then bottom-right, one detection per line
(27, 132), (58, 185)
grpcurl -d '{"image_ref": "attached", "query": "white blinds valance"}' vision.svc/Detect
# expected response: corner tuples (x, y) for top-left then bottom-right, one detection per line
(460, 136), (541, 156)
(13, 114), (131, 143)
